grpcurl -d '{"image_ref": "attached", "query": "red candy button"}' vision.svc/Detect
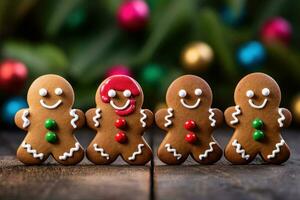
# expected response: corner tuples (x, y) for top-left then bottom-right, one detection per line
(184, 120), (196, 131)
(115, 118), (127, 129)
(115, 132), (127, 143)
(185, 132), (197, 144)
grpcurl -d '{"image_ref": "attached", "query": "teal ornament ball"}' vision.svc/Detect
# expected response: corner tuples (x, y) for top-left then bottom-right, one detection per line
(2, 97), (27, 124)
(237, 41), (266, 70)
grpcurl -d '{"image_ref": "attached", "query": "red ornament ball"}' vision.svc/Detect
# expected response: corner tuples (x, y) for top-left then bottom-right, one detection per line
(105, 65), (133, 78)
(260, 17), (292, 45)
(184, 120), (197, 131)
(115, 132), (127, 143)
(115, 118), (127, 129)
(0, 59), (28, 93)
(117, 0), (149, 32)
(185, 133), (197, 144)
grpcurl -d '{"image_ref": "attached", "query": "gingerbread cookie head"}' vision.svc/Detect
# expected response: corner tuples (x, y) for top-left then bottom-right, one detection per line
(96, 75), (143, 116)
(27, 74), (74, 112)
(234, 73), (281, 112)
(166, 75), (213, 112)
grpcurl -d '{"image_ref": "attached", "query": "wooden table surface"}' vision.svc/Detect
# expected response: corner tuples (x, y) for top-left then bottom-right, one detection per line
(0, 128), (299, 200)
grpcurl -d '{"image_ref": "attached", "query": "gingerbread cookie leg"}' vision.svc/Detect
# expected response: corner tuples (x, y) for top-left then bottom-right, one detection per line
(17, 139), (50, 165)
(224, 136), (257, 164)
(121, 140), (152, 165)
(260, 139), (290, 164)
(191, 139), (222, 164)
(52, 139), (84, 165)
(157, 140), (189, 165)
(86, 140), (119, 165)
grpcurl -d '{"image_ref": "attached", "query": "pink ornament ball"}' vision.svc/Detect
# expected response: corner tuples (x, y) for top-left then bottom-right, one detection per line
(105, 65), (133, 78)
(117, 0), (149, 32)
(260, 17), (292, 45)
(0, 59), (28, 93)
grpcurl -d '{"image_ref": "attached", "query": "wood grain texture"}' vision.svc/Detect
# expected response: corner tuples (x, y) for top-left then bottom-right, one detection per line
(153, 129), (300, 200)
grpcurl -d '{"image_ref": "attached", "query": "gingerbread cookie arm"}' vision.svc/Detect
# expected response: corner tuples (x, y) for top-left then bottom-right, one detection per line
(225, 106), (242, 128)
(278, 108), (292, 128)
(14, 109), (30, 130)
(85, 108), (102, 131)
(208, 108), (223, 128)
(155, 108), (174, 131)
(140, 109), (153, 128)
(70, 109), (85, 129)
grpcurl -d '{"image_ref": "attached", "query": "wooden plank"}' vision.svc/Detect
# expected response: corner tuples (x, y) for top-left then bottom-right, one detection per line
(0, 130), (152, 200)
(153, 129), (300, 200)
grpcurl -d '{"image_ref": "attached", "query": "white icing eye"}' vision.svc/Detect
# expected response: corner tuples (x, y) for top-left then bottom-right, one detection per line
(246, 90), (254, 98)
(262, 88), (270, 97)
(178, 89), (187, 98)
(194, 88), (202, 96)
(55, 88), (63, 96)
(108, 89), (116, 98)
(123, 90), (131, 97)
(39, 88), (47, 97)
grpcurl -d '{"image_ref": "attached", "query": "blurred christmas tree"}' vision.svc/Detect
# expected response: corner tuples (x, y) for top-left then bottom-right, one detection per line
(1, 0), (300, 126)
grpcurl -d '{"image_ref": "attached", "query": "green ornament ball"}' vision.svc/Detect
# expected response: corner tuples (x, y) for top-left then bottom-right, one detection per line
(253, 130), (265, 141)
(252, 118), (263, 130)
(140, 64), (165, 86)
(45, 131), (57, 143)
(44, 118), (57, 130)
(65, 8), (86, 29)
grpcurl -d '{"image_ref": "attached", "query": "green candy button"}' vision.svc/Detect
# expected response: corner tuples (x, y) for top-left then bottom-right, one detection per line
(252, 118), (264, 130)
(45, 119), (57, 130)
(253, 130), (265, 141)
(45, 131), (57, 143)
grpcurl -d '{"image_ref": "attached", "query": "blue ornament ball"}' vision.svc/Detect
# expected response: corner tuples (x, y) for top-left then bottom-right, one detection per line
(2, 97), (27, 124)
(237, 41), (266, 70)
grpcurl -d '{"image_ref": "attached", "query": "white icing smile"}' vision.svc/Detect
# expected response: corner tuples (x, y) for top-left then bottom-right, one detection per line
(178, 88), (202, 110)
(246, 88), (269, 110)
(40, 99), (62, 109)
(248, 99), (268, 109)
(39, 88), (64, 110)
(110, 99), (130, 110)
(180, 98), (201, 109)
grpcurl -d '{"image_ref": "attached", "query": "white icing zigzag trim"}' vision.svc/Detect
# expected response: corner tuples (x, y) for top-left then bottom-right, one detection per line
(70, 109), (79, 128)
(165, 144), (182, 160)
(128, 144), (145, 161)
(164, 108), (174, 127)
(22, 110), (30, 128)
(93, 144), (110, 160)
(59, 142), (81, 160)
(278, 108), (285, 128)
(267, 139), (285, 159)
(22, 141), (44, 160)
(232, 139), (250, 160)
(208, 109), (216, 127)
(140, 109), (147, 128)
(230, 105), (241, 125)
(199, 142), (216, 160)
(93, 108), (101, 127)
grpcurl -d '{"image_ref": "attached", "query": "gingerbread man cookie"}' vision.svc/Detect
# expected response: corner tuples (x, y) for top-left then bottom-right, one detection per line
(155, 75), (223, 165)
(224, 73), (292, 164)
(15, 74), (85, 165)
(86, 75), (153, 165)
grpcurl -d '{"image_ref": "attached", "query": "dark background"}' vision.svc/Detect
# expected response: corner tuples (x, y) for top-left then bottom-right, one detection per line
(1, 0), (300, 128)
